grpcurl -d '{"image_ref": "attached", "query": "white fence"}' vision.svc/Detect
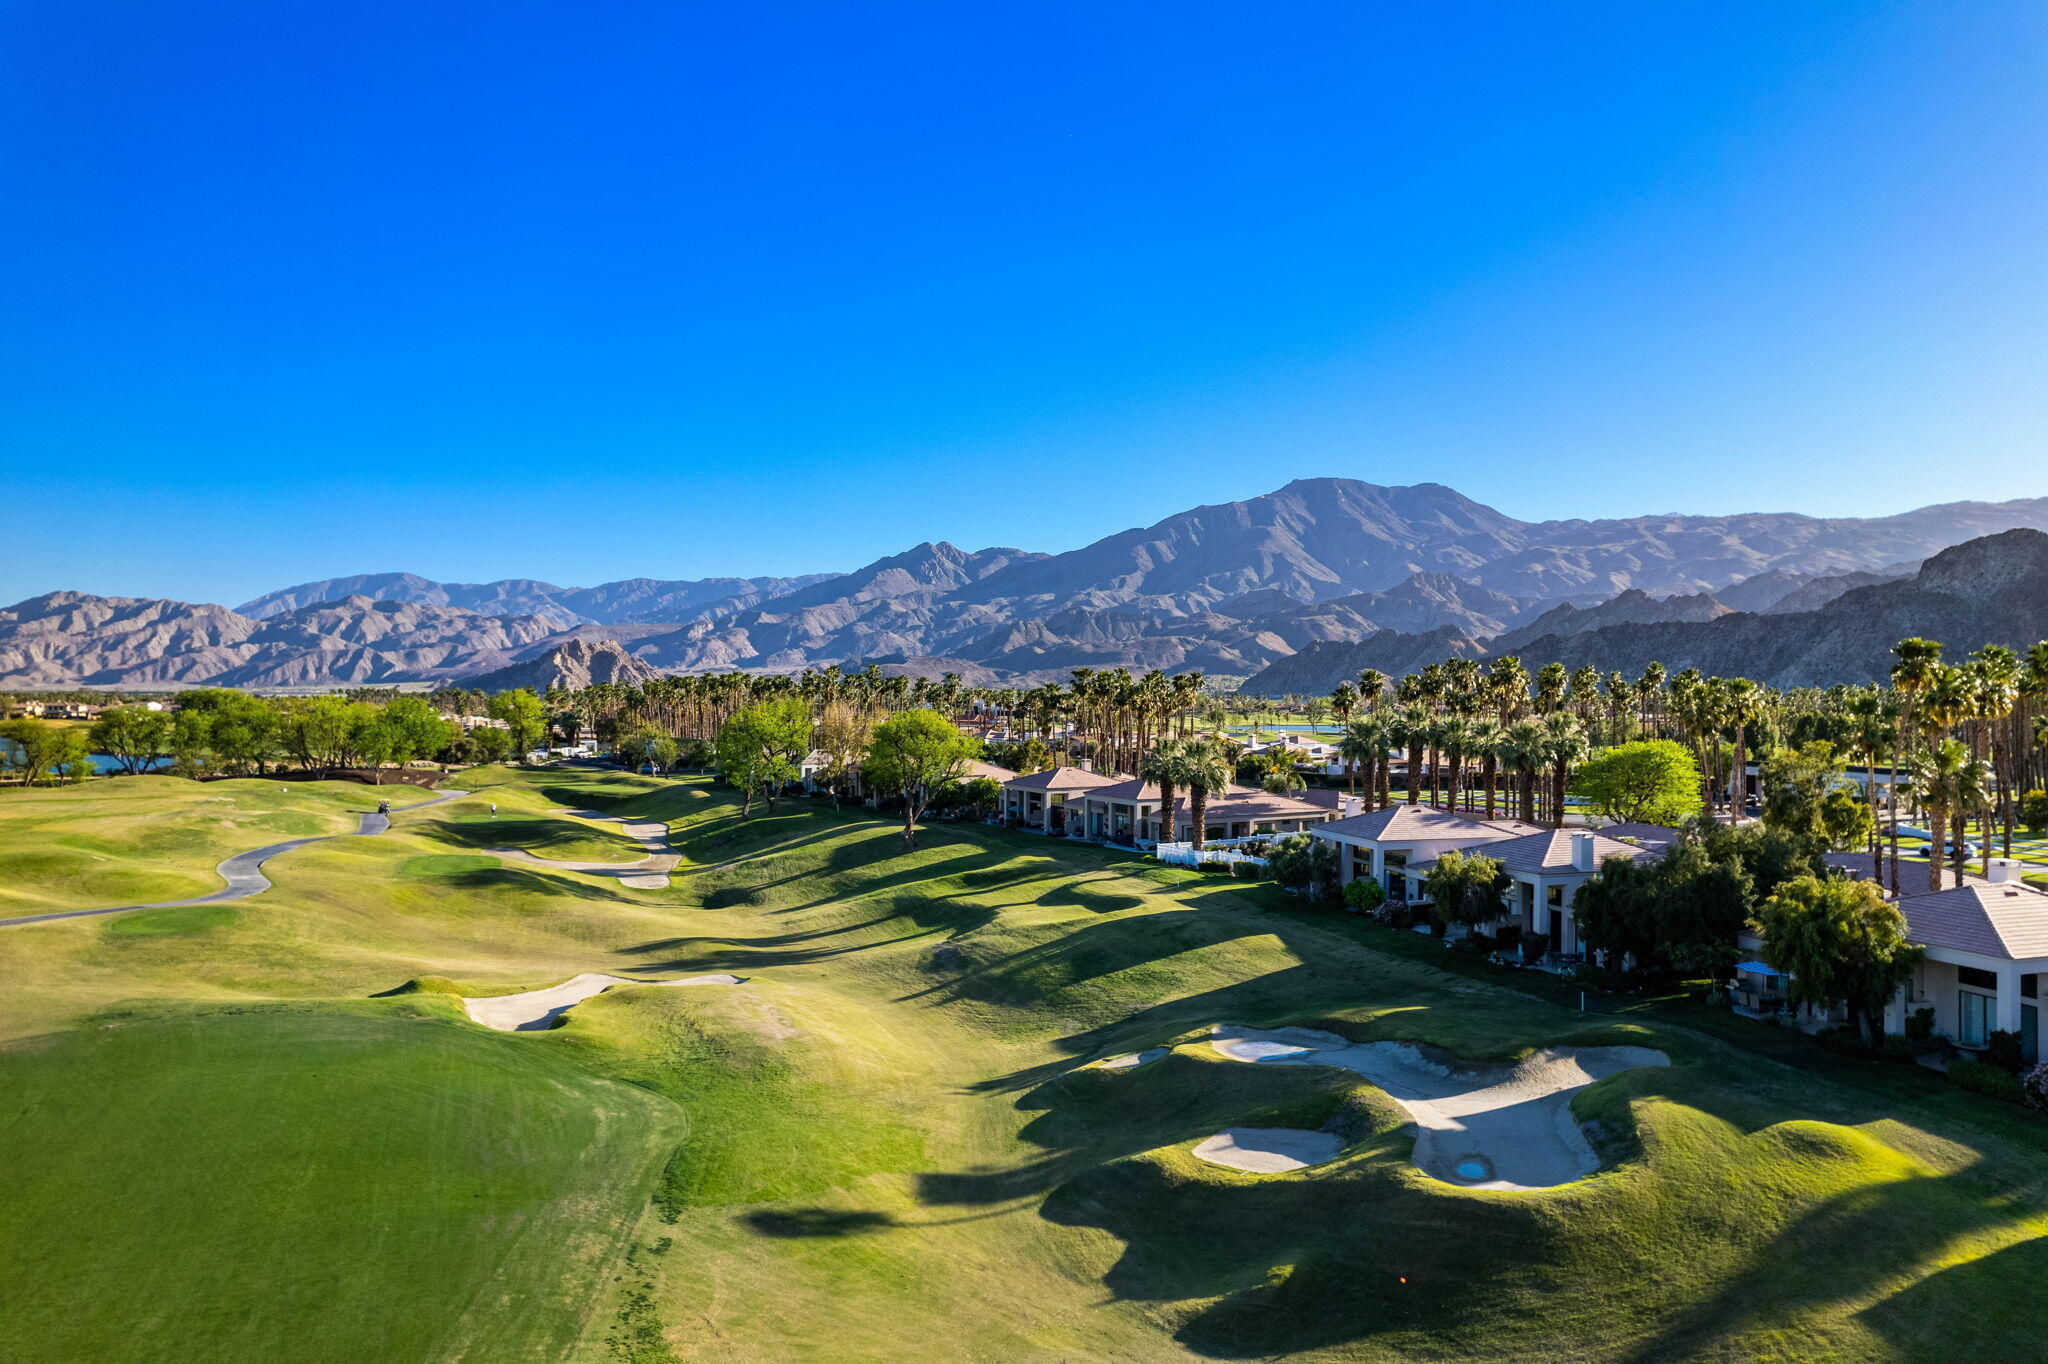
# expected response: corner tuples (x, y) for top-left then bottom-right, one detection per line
(1153, 841), (1268, 870)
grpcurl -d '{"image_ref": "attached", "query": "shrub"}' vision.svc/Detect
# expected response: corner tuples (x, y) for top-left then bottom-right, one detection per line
(1949, 1059), (2025, 1104)
(1878, 1034), (1917, 1065)
(2021, 1063), (2048, 1113)
(1904, 1006), (1935, 1043)
(1986, 1029), (2027, 1073)
(1342, 877), (1386, 915)
(2022, 789), (2048, 832)
(1196, 859), (1234, 875)
(1494, 924), (1523, 953)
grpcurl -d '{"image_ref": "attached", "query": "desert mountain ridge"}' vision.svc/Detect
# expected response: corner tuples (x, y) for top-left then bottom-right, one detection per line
(6, 478), (2046, 689)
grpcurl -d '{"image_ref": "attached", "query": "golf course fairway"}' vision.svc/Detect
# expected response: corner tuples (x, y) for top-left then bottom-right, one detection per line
(6, 766), (2048, 1362)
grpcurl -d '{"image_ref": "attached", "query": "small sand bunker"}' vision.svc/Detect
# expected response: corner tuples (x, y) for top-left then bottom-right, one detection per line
(1192, 1127), (1344, 1174)
(463, 971), (743, 1032)
(1208, 1024), (1667, 1191)
(1096, 1048), (1167, 1071)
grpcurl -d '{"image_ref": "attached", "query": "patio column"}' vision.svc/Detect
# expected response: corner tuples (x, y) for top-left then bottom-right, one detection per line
(1997, 966), (2023, 1035)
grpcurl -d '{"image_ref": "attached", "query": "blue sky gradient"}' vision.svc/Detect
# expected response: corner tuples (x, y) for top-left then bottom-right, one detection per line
(4, 1), (2044, 605)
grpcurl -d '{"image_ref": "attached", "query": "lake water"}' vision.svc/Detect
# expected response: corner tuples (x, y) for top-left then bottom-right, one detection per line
(90, 753), (172, 774)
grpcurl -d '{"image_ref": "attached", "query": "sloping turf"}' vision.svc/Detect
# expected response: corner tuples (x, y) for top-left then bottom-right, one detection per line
(5, 767), (2048, 1361)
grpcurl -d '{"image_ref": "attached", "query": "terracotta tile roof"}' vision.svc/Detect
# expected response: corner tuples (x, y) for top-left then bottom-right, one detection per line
(1901, 884), (2048, 960)
(1002, 766), (1118, 792)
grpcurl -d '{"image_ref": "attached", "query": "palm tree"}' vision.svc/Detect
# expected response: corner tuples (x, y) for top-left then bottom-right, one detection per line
(1437, 714), (1475, 813)
(1722, 677), (1761, 823)
(1397, 705), (1430, 805)
(1469, 717), (1506, 820)
(1970, 646), (2020, 867)
(1138, 738), (1185, 846)
(1173, 739), (1235, 851)
(1909, 739), (1992, 891)
(1539, 712), (1587, 829)
(1889, 638), (1945, 896)
(1336, 716), (1382, 799)
(1357, 669), (1388, 711)
(1503, 719), (1547, 824)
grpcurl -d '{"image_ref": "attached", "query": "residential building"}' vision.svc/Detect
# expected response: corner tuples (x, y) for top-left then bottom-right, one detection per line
(1000, 767), (1118, 834)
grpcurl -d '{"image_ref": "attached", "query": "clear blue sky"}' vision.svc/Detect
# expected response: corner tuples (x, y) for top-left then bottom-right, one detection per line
(4, 1), (2044, 606)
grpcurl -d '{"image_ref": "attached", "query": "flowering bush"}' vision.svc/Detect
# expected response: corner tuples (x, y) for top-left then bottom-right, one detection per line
(2021, 1063), (2048, 1114)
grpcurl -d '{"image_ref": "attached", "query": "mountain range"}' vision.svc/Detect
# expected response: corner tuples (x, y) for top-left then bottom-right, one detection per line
(5, 478), (2046, 691)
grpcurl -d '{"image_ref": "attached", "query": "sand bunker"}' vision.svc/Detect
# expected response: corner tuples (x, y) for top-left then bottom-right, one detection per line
(1096, 1048), (1167, 1070)
(462, 971), (743, 1031)
(1208, 1024), (1667, 1190)
(491, 807), (679, 889)
(1192, 1127), (1345, 1174)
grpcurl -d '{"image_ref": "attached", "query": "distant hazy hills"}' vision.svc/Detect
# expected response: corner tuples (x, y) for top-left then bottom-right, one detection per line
(6, 477), (2047, 690)
(1241, 529), (2048, 693)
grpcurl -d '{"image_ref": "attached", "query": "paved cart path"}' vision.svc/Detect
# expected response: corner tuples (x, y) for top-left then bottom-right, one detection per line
(0, 789), (472, 929)
(489, 807), (679, 888)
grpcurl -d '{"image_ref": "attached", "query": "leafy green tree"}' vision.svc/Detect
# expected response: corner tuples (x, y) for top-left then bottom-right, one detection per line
(206, 693), (281, 774)
(1267, 832), (1337, 900)
(473, 725), (515, 764)
(1820, 788), (1875, 853)
(716, 697), (812, 817)
(864, 708), (976, 847)
(1571, 855), (1666, 978)
(1571, 740), (1703, 825)
(1759, 741), (1848, 849)
(1420, 849), (1507, 937)
(487, 689), (547, 760)
(1649, 840), (1752, 985)
(1758, 875), (1921, 1046)
(169, 710), (216, 778)
(379, 696), (455, 771)
(89, 706), (172, 775)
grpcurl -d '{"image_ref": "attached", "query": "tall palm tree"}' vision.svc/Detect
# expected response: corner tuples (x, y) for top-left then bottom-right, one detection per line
(1397, 705), (1431, 805)
(1437, 714), (1475, 813)
(1971, 646), (2020, 866)
(1539, 712), (1587, 829)
(1722, 677), (1761, 823)
(1503, 718), (1547, 824)
(1173, 739), (1236, 851)
(1138, 738), (1185, 846)
(1357, 669), (1389, 711)
(1889, 638), (1945, 896)
(1336, 716), (1383, 799)
(1909, 739), (1992, 892)
(1469, 717), (1506, 820)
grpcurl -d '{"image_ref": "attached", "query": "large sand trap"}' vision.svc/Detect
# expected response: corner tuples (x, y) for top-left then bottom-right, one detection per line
(491, 807), (679, 888)
(1209, 1024), (1667, 1191)
(1192, 1127), (1345, 1173)
(463, 971), (743, 1031)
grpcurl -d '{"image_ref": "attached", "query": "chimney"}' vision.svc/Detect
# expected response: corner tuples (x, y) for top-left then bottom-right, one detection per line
(1571, 831), (1597, 873)
(1339, 794), (1362, 818)
(1987, 858), (2022, 885)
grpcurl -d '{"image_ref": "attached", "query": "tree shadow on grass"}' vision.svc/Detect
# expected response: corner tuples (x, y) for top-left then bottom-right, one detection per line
(740, 1209), (897, 1238)
(1616, 1145), (2046, 1363)
(1858, 1231), (2048, 1355)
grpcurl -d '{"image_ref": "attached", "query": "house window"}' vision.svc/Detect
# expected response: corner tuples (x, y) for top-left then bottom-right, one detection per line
(1958, 991), (1992, 1049)
(1958, 966), (1998, 991)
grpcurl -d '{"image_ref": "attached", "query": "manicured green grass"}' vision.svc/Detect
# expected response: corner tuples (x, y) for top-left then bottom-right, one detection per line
(0, 775), (449, 917)
(0, 1001), (680, 1364)
(8, 767), (2048, 1361)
